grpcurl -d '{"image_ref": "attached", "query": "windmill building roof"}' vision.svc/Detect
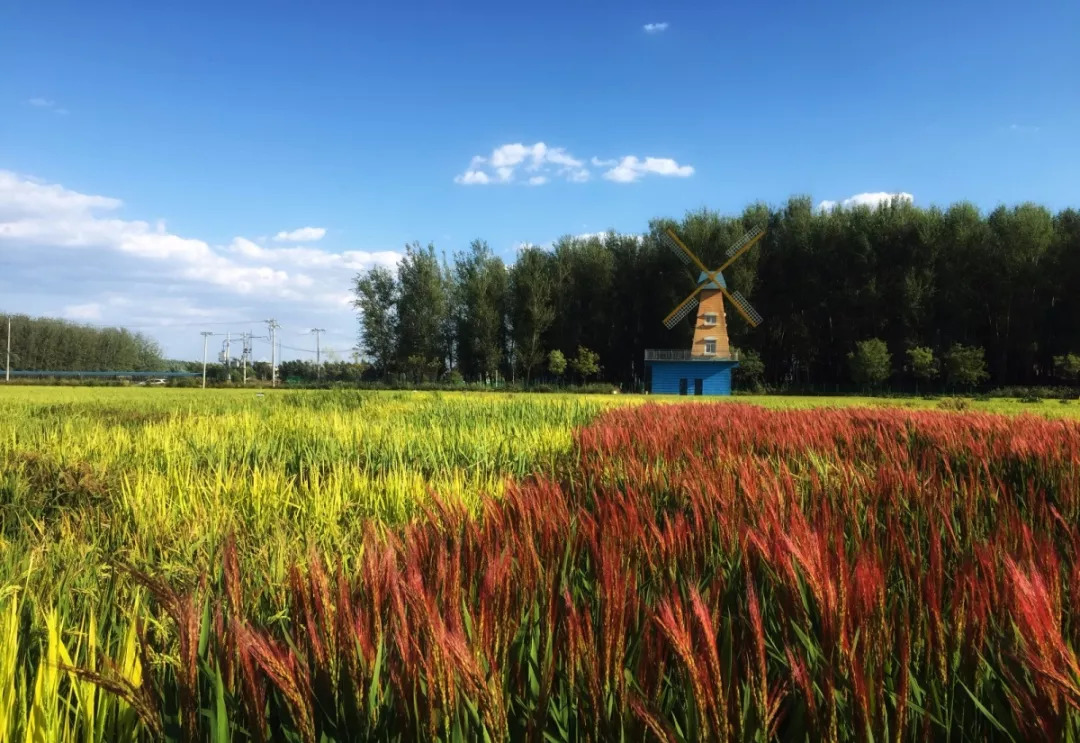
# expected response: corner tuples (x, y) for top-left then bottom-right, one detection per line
(697, 270), (727, 290)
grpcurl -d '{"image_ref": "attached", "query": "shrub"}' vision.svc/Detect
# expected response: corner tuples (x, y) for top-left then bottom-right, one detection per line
(938, 396), (970, 411)
(907, 346), (939, 391)
(989, 385), (1074, 399)
(848, 338), (892, 390)
(944, 344), (989, 390)
(732, 348), (765, 392)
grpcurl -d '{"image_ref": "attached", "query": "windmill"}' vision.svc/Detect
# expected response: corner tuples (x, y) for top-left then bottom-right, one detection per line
(643, 225), (765, 395)
(661, 226), (765, 331)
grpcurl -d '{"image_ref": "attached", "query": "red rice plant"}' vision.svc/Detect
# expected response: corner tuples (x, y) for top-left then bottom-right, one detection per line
(68, 403), (1080, 741)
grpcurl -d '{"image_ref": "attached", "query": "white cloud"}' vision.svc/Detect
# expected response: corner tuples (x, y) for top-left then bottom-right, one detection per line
(0, 169), (402, 358)
(643, 22), (669, 33)
(63, 302), (102, 320)
(540, 147), (583, 170)
(601, 156), (694, 183)
(454, 170), (491, 185)
(455, 142), (589, 185)
(1008, 123), (1040, 134)
(491, 144), (531, 169)
(817, 192), (914, 211)
(273, 226), (326, 242)
(229, 236), (265, 258)
(457, 145), (689, 185)
(26, 98), (68, 115)
(0, 170), (121, 218)
(575, 231), (645, 244)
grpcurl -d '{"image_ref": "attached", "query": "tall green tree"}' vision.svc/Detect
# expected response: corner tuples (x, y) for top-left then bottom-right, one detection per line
(396, 242), (449, 378)
(549, 236), (615, 367)
(351, 265), (398, 376)
(509, 247), (556, 384)
(331, 197), (1080, 392)
(454, 240), (508, 381)
(0, 314), (163, 371)
(984, 204), (1055, 382)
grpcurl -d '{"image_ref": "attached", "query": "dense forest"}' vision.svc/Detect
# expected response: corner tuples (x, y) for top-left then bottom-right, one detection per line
(354, 196), (1080, 390)
(5, 197), (1078, 391)
(0, 314), (164, 372)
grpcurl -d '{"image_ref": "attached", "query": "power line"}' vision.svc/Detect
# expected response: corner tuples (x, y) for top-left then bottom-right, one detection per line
(78, 319), (265, 330)
(275, 342), (355, 356)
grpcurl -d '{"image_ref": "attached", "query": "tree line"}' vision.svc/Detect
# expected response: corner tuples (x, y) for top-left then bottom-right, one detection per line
(353, 197), (1080, 391)
(0, 313), (165, 372)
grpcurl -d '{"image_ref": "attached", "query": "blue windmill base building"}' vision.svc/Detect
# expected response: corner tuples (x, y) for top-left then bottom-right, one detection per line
(644, 350), (740, 396)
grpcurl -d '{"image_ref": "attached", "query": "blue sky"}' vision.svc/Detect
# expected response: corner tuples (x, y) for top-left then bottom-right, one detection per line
(1, 0), (1077, 360)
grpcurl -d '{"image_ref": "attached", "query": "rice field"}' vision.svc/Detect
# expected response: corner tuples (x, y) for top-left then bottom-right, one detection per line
(1, 387), (1079, 740)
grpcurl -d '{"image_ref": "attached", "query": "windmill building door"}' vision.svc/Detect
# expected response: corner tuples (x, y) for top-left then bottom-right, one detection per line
(679, 378), (688, 396)
(694, 378), (703, 395)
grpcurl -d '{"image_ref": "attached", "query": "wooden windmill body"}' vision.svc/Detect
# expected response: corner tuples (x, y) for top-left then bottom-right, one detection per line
(643, 226), (764, 395)
(690, 272), (731, 359)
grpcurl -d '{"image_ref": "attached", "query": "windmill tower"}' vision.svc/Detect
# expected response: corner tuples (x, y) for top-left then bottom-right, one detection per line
(644, 225), (765, 395)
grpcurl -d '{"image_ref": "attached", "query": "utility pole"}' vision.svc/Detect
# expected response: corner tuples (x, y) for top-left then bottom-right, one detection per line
(310, 328), (325, 380)
(224, 332), (231, 367)
(266, 319), (280, 387)
(200, 331), (213, 389)
(242, 331), (251, 385)
(5, 317), (10, 383)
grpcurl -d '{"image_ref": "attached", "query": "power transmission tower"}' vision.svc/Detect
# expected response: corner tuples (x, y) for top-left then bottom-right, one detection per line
(266, 319), (280, 387)
(310, 328), (325, 379)
(200, 331), (213, 389)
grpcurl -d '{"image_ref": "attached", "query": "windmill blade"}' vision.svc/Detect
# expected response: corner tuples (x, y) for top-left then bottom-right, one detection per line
(660, 231), (691, 266)
(722, 288), (763, 327)
(661, 229), (711, 274)
(725, 226), (764, 258)
(718, 226), (766, 272)
(663, 293), (699, 329)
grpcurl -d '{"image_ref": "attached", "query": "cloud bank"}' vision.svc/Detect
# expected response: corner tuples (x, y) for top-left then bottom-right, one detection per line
(817, 192), (914, 211)
(0, 170), (400, 358)
(456, 143), (693, 185)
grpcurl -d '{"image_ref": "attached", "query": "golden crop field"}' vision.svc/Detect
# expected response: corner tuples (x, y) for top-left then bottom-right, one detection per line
(1, 388), (624, 595)
(1, 386), (1079, 741)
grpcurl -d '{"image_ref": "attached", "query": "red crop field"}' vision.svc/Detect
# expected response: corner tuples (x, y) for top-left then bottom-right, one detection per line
(102, 402), (1080, 741)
